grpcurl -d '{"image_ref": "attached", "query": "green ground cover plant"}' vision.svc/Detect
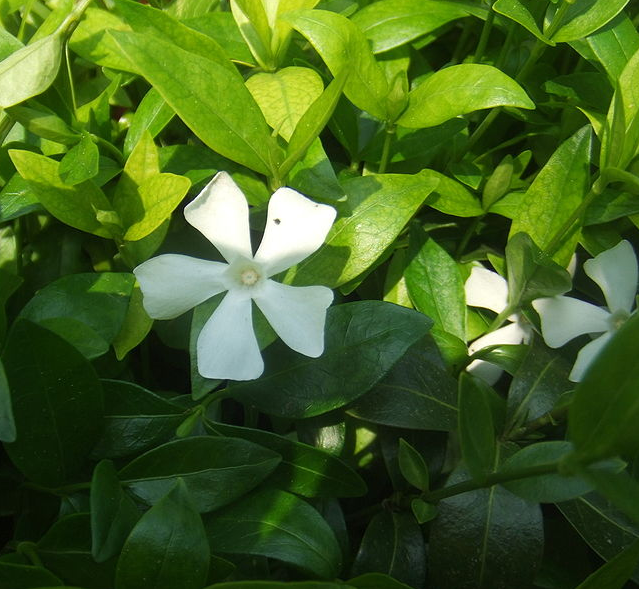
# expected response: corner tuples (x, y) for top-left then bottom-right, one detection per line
(2, 0), (639, 587)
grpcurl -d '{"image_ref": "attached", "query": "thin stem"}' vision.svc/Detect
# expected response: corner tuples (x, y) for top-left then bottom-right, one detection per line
(65, 43), (78, 115)
(451, 19), (474, 65)
(496, 21), (516, 70)
(378, 124), (395, 174)
(56, 0), (93, 37)
(17, 0), (36, 42)
(465, 108), (501, 156)
(472, 4), (495, 64)
(202, 387), (231, 408)
(515, 39), (547, 84)
(544, 0), (573, 40)
(422, 462), (559, 503)
(13, 218), (24, 276)
(506, 405), (569, 441)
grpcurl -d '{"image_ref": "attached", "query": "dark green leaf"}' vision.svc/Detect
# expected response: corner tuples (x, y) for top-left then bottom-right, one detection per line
(348, 338), (457, 431)
(576, 538), (639, 589)
(458, 374), (497, 480)
(398, 438), (429, 491)
(2, 321), (103, 486)
(19, 273), (135, 359)
(119, 436), (281, 512)
(230, 301), (432, 419)
(569, 312), (639, 459)
(205, 421), (366, 498)
(0, 174), (42, 222)
(429, 463), (543, 589)
(0, 562), (62, 588)
(0, 358), (15, 443)
(347, 572), (414, 589)
(90, 460), (141, 563)
(204, 488), (342, 579)
(350, 511), (425, 588)
(115, 479), (210, 589)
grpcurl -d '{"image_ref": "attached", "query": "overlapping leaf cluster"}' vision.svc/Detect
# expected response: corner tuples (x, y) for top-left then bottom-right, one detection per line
(2, 0), (639, 588)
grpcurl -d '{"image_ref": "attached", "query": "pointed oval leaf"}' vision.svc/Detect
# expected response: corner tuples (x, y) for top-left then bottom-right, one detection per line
(115, 479), (209, 589)
(398, 64), (534, 129)
(2, 321), (103, 486)
(204, 488), (342, 579)
(59, 133), (100, 186)
(550, 0), (630, 43)
(119, 436), (281, 512)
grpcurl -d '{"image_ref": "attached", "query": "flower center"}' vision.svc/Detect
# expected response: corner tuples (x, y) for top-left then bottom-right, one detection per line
(241, 268), (260, 286)
(608, 308), (630, 331)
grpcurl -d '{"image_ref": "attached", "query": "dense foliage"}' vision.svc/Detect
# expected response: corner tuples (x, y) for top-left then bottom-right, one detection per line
(2, 0), (639, 588)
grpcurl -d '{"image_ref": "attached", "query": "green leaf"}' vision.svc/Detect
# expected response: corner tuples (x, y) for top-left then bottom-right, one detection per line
(5, 105), (79, 145)
(397, 64), (534, 129)
(108, 29), (281, 175)
(578, 469), (639, 525)
(205, 583), (348, 589)
(500, 441), (594, 503)
(19, 273), (135, 359)
(280, 72), (349, 179)
(90, 460), (141, 563)
(576, 538), (639, 589)
(0, 358), (15, 443)
(2, 320), (103, 486)
(9, 149), (117, 239)
(429, 463), (543, 589)
(91, 380), (183, 459)
(351, 0), (472, 53)
(115, 479), (210, 589)
(288, 172), (439, 288)
(37, 513), (117, 589)
(119, 436), (281, 512)
(204, 488), (342, 579)
(112, 284), (153, 360)
(550, 0), (630, 43)
(558, 492), (639, 585)
(246, 66), (324, 141)
(493, 0), (551, 44)
(123, 88), (174, 158)
(398, 438), (430, 491)
(458, 374), (497, 480)
(0, 174), (42, 223)
(58, 133), (100, 186)
(569, 12), (639, 82)
(411, 499), (438, 524)
(285, 9), (389, 120)
(405, 233), (466, 340)
(419, 169), (484, 217)
(569, 312), (639, 460)
(509, 125), (592, 266)
(230, 0), (273, 69)
(505, 232), (572, 307)
(348, 338), (458, 431)
(505, 337), (572, 434)
(0, 33), (62, 107)
(0, 562), (62, 588)
(206, 421), (366, 498)
(230, 301), (432, 419)
(350, 511), (425, 588)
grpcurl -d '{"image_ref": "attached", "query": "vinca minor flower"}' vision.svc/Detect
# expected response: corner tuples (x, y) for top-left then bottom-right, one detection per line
(465, 266), (532, 384)
(533, 240), (638, 382)
(134, 171), (336, 381)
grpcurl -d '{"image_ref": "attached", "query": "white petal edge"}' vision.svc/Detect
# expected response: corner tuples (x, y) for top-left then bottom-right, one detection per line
(583, 240), (638, 313)
(465, 266), (509, 314)
(133, 254), (228, 320)
(466, 322), (527, 385)
(253, 280), (333, 357)
(184, 171), (253, 264)
(254, 187), (336, 277)
(196, 290), (263, 381)
(532, 296), (610, 348)
(569, 332), (612, 382)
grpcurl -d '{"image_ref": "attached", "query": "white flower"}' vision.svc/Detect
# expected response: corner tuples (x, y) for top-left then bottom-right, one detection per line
(134, 171), (336, 381)
(533, 240), (638, 382)
(465, 266), (532, 385)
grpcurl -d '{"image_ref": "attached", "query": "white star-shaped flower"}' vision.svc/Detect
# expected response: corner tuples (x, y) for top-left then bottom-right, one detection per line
(465, 266), (532, 385)
(533, 240), (638, 382)
(134, 171), (336, 381)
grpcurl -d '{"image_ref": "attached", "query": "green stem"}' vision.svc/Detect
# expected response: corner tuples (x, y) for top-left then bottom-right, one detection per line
(91, 134), (124, 165)
(544, 0), (573, 40)
(422, 461), (559, 503)
(515, 39), (547, 84)
(65, 43), (78, 115)
(472, 4), (495, 64)
(378, 124), (395, 174)
(56, 0), (93, 37)
(451, 19), (474, 65)
(17, 0), (36, 42)
(17, 542), (43, 567)
(506, 405), (569, 441)
(544, 175), (608, 258)
(13, 218), (24, 276)
(455, 214), (484, 260)
(496, 20), (517, 70)
(202, 387), (231, 408)
(465, 108), (501, 157)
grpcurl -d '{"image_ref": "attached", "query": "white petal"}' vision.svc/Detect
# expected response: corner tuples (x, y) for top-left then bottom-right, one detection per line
(583, 240), (638, 313)
(465, 266), (509, 314)
(184, 171), (253, 264)
(569, 332), (612, 382)
(134, 254), (227, 319)
(532, 296), (610, 348)
(254, 187), (336, 277)
(253, 280), (333, 357)
(196, 290), (263, 381)
(466, 323), (527, 385)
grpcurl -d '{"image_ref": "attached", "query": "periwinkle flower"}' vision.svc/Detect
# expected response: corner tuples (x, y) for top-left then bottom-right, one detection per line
(134, 171), (336, 381)
(533, 240), (638, 382)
